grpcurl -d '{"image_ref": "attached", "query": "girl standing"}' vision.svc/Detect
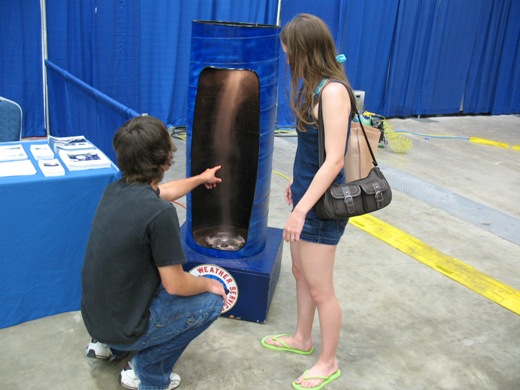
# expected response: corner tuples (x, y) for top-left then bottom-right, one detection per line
(261, 13), (356, 390)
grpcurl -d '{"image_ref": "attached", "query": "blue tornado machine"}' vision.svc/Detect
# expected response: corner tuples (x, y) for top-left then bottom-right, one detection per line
(181, 20), (283, 322)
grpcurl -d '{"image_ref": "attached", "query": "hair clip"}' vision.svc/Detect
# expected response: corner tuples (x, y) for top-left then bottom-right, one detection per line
(336, 54), (346, 63)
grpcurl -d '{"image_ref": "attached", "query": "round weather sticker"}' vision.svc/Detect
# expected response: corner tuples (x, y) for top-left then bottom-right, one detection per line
(189, 264), (238, 313)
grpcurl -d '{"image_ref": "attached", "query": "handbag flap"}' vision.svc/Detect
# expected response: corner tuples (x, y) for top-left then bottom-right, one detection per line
(329, 183), (361, 199)
(358, 168), (390, 194)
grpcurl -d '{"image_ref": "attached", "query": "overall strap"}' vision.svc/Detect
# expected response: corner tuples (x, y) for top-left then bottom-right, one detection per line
(314, 78), (328, 97)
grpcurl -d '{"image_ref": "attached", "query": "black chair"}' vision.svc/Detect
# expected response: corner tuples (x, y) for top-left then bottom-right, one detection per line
(0, 96), (23, 142)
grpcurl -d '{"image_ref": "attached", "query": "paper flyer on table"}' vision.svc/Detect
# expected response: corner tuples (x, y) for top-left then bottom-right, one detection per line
(0, 159), (37, 177)
(59, 148), (112, 171)
(38, 159), (65, 177)
(0, 144), (28, 162)
(30, 144), (55, 160)
(48, 135), (94, 152)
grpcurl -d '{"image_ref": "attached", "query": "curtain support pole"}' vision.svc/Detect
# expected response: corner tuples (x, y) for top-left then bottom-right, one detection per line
(40, 0), (50, 136)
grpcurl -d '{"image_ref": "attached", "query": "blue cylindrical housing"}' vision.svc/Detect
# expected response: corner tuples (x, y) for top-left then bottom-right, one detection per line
(186, 20), (280, 259)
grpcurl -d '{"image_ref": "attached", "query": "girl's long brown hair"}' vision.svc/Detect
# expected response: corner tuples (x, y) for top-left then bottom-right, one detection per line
(280, 14), (356, 131)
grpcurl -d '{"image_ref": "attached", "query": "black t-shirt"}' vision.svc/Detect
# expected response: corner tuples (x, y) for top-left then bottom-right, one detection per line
(81, 179), (186, 344)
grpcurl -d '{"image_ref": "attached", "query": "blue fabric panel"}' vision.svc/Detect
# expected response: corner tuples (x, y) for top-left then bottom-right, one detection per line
(137, 0), (278, 128)
(383, 0), (440, 117)
(278, 0), (520, 119)
(46, 0), (141, 109)
(4, 0), (519, 140)
(46, 61), (139, 163)
(45, 0), (96, 84)
(92, 1), (141, 111)
(464, 1), (509, 114)
(0, 0), (44, 137)
(339, 0), (399, 115)
(186, 21), (280, 259)
(419, 1), (485, 115)
(465, 0), (520, 114)
(492, 0), (520, 114)
(138, 1), (193, 127)
(0, 140), (120, 329)
(45, 0), (278, 129)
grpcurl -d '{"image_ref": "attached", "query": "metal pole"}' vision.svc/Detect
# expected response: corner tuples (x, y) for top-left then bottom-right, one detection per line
(276, 0), (282, 26)
(40, 0), (50, 136)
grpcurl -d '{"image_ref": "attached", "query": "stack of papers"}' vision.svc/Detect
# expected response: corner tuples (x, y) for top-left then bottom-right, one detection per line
(0, 160), (37, 177)
(0, 144), (36, 177)
(0, 144), (28, 162)
(38, 159), (65, 177)
(59, 148), (112, 171)
(48, 135), (94, 152)
(30, 144), (55, 160)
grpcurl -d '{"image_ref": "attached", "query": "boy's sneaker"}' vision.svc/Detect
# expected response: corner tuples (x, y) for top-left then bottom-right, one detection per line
(119, 360), (181, 390)
(85, 338), (128, 362)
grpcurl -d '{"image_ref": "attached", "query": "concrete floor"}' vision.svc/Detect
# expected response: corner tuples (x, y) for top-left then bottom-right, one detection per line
(1, 115), (519, 390)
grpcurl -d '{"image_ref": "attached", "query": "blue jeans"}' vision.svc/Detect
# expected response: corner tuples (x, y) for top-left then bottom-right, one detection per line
(299, 217), (348, 245)
(108, 286), (223, 390)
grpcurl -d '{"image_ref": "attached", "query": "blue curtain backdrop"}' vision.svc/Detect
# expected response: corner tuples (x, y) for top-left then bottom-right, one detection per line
(492, 0), (520, 115)
(0, 0), (44, 137)
(339, 0), (399, 116)
(276, 0), (401, 123)
(45, 0), (279, 129)
(46, 60), (140, 163)
(1, 0), (519, 138)
(464, 0), (520, 114)
(137, 0), (279, 126)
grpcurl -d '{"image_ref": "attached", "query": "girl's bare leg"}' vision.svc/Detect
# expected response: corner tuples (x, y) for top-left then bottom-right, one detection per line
(294, 239), (341, 388)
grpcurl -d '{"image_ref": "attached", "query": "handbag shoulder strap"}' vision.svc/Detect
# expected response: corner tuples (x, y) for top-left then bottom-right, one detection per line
(317, 85), (378, 168)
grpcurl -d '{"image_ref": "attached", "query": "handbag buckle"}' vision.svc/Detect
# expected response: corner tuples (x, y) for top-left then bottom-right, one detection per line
(372, 183), (384, 208)
(341, 186), (355, 213)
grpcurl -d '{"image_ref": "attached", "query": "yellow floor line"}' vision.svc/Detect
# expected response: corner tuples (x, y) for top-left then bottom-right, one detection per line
(469, 136), (520, 150)
(350, 214), (520, 315)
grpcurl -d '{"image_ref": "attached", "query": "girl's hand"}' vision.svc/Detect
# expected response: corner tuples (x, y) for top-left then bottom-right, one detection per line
(283, 209), (305, 242)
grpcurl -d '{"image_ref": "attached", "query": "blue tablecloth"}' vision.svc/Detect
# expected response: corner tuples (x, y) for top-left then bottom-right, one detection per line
(0, 140), (120, 329)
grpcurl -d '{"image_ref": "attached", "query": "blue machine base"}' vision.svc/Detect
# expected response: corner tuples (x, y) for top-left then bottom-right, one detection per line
(180, 223), (283, 323)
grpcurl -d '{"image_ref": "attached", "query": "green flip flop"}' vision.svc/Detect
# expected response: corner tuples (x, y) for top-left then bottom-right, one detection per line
(260, 334), (314, 355)
(292, 369), (341, 390)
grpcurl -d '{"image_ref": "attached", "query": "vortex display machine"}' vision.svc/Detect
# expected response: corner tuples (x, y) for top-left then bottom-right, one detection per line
(181, 20), (283, 322)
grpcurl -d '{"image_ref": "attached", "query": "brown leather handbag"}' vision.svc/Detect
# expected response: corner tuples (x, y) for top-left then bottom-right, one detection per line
(313, 94), (392, 219)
